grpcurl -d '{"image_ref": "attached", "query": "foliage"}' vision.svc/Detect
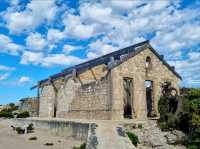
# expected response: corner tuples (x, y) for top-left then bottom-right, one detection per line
(44, 143), (54, 146)
(158, 88), (200, 149)
(0, 112), (14, 118)
(72, 143), (86, 149)
(186, 89), (200, 100)
(16, 127), (25, 134)
(27, 123), (34, 133)
(126, 132), (139, 146)
(1, 103), (18, 113)
(29, 136), (37, 140)
(138, 123), (144, 129)
(16, 111), (30, 118)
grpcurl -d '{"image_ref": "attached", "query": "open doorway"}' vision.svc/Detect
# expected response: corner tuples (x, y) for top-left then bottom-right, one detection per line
(145, 80), (153, 117)
(123, 77), (133, 119)
(53, 106), (57, 117)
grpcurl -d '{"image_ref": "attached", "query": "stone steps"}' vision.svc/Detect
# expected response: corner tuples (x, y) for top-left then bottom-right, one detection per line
(86, 122), (135, 149)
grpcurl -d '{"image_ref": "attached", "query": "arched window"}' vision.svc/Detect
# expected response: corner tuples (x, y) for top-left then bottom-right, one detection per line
(145, 56), (152, 69)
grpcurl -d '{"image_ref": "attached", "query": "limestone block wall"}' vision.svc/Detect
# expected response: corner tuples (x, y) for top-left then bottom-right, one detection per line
(56, 64), (112, 120)
(111, 47), (181, 120)
(140, 48), (181, 115)
(67, 78), (111, 119)
(39, 47), (180, 120)
(111, 53), (147, 120)
(39, 84), (56, 117)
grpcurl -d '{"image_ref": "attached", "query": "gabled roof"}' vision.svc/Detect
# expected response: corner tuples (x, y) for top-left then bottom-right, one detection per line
(31, 40), (181, 89)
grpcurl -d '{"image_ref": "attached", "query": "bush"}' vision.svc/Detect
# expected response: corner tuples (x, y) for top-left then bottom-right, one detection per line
(187, 89), (200, 100)
(73, 143), (86, 149)
(16, 127), (25, 134)
(158, 88), (200, 148)
(29, 136), (37, 140)
(16, 111), (30, 118)
(158, 96), (179, 131)
(0, 112), (13, 118)
(44, 143), (54, 146)
(126, 132), (139, 146)
(27, 123), (34, 133)
(138, 123), (143, 129)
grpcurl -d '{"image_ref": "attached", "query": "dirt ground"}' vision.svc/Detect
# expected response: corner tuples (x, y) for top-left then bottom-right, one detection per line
(0, 118), (83, 149)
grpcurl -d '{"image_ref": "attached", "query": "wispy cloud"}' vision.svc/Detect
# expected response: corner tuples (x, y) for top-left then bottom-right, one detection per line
(0, 73), (10, 81)
(0, 65), (15, 71)
(18, 76), (31, 84)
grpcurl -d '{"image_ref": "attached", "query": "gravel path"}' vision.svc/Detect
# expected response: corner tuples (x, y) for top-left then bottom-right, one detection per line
(0, 119), (83, 149)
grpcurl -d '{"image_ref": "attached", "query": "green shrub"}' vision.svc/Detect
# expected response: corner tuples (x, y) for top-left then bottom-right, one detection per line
(73, 143), (86, 149)
(187, 89), (200, 100)
(16, 127), (24, 134)
(44, 143), (54, 146)
(29, 136), (37, 140)
(159, 88), (200, 148)
(126, 132), (139, 146)
(0, 112), (13, 118)
(27, 123), (34, 133)
(16, 111), (30, 118)
(138, 123), (143, 129)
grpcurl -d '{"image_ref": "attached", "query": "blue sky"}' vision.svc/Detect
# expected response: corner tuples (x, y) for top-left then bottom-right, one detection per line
(0, 0), (200, 104)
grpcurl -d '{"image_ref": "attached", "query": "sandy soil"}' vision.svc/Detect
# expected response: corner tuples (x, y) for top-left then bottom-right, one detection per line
(0, 118), (83, 149)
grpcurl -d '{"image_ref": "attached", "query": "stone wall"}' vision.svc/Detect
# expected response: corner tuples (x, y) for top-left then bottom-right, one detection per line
(13, 118), (89, 140)
(39, 47), (181, 120)
(39, 84), (56, 117)
(39, 64), (112, 119)
(111, 47), (181, 120)
(18, 97), (39, 117)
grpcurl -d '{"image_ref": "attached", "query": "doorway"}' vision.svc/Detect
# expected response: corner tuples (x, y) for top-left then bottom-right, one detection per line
(123, 77), (133, 119)
(145, 80), (153, 117)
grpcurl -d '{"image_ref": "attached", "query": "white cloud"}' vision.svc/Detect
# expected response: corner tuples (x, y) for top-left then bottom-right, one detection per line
(0, 34), (23, 55)
(20, 51), (44, 65)
(88, 40), (117, 59)
(47, 28), (64, 43)
(151, 23), (200, 60)
(0, 73), (10, 81)
(168, 51), (200, 87)
(80, 3), (113, 24)
(26, 32), (47, 51)
(63, 44), (82, 54)
(63, 14), (95, 39)
(18, 76), (31, 84)
(41, 54), (84, 67)
(188, 52), (200, 60)
(0, 65), (15, 71)
(20, 51), (84, 67)
(3, 0), (58, 34)
(10, 0), (19, 6)
(109, 1), (143, 10)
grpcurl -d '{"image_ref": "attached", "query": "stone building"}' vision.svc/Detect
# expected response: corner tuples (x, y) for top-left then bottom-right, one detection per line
(18, 97), (39, 117)
(33, 41), (181, 120)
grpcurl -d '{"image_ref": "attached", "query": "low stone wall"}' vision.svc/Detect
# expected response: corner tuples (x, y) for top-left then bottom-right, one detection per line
(13, 118), (90, 140)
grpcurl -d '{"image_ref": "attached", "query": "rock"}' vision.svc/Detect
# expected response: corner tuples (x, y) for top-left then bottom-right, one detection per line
(164, 130), (186, 145)
(128, 120), (187, 149)
(165, 133), (177, 144)
(172, 130), (186, 140)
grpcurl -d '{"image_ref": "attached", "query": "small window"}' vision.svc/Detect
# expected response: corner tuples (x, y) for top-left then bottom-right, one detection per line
(145, 56), (151, 69)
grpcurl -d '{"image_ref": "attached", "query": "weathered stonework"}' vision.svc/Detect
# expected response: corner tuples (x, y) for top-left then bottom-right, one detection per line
(38, 42), (181, 120)
(18, 97), (39, 117)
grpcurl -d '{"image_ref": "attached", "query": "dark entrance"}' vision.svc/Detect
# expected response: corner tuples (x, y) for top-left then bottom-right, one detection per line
(53, 106), (57, 117)
(123, 77), (133, 119)
(145, 80), (153, 117)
